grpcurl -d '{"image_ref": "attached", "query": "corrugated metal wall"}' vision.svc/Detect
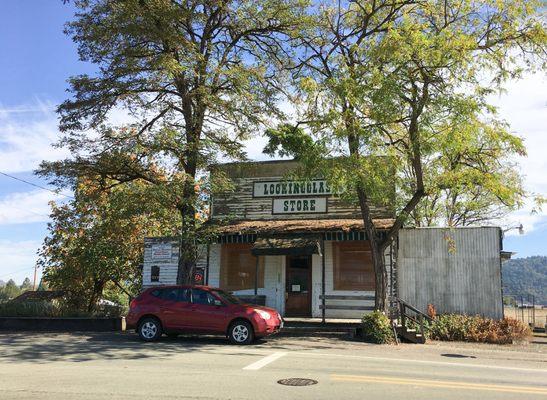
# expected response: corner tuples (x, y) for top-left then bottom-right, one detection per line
(398, 227), (503, 319)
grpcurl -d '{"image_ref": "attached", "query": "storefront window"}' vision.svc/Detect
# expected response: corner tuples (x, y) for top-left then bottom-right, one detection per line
(333, 241), (375, 291)
(220, 244), (264, 291)
(151, 265), (160, 282)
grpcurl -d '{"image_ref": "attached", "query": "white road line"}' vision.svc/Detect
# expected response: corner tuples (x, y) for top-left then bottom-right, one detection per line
(243, 352), (287, 370)
(294, 352), (547, 374)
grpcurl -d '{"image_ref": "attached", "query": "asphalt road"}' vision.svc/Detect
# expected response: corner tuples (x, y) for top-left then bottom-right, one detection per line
(0, 332), (545, 399)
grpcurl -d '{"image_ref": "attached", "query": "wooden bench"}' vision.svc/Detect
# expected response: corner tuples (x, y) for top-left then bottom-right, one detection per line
(319, 294), (375, 311)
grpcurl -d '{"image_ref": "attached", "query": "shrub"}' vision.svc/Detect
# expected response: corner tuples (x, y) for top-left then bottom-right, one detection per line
(427, 304), (437, 319)
(0, 300), (126, 318)
(361, 311), (394, 344)
(429, 314), (531, 344)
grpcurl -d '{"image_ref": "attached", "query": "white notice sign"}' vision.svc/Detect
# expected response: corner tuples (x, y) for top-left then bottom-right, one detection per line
(151, 243), (172, 261)
(272, 197), (327, 214)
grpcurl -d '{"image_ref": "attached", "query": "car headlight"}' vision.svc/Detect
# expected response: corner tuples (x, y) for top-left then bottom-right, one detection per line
(254, 309), (271, 320)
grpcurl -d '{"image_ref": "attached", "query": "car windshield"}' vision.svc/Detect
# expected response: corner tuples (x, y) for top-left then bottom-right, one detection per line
(212, 290), (243, 305)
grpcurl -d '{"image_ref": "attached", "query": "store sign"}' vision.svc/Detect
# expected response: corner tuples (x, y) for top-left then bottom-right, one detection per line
(272, 197), (327, 214)
(150, 243), (172, 261)
(193, 268), (205, 285)
(253, 180), (331, 198)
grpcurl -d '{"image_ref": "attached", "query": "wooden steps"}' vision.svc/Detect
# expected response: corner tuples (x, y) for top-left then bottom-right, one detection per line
(395, 324), (425, 344)
(391, 297), (433, 344)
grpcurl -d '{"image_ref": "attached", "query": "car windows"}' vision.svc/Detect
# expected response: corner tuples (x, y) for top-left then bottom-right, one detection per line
(212, 290), (242, 305)
(192, 289), (217, 306)
(160, 288), (179, 302)
(178, 288), (191, 302)
(157, 288), (190, 302)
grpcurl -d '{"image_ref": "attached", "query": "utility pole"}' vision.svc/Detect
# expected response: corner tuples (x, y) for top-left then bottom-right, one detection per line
(33, 264), (38, 291)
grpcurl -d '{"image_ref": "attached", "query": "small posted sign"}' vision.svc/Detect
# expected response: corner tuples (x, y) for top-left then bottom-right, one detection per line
(151, 243), (172, 261)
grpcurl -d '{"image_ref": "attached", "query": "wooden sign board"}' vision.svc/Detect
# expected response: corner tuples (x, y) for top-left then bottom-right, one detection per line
(272, 197), (327, 214)
(253, 180), (331, 198)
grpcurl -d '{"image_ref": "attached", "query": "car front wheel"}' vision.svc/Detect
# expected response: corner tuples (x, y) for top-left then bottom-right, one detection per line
(138, 317), (162, 342)
(228, 320), (254, 345)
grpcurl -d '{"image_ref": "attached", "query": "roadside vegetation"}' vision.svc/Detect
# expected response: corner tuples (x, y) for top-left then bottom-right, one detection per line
(361, 310), (531, 345)
(0, 300), (125, 319)
(361, 311), (395, 344)
(427, 314), (532, 344)
(0, 278), (34, 302)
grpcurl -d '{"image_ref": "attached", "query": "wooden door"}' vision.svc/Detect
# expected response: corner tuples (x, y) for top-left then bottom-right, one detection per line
(285, 255), (312, 317)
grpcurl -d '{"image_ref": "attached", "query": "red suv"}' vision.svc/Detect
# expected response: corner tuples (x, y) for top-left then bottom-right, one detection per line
(126, 285), (283, 344)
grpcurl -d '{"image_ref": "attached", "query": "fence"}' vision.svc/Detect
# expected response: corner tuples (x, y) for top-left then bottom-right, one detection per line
(503, 294), (546, 330)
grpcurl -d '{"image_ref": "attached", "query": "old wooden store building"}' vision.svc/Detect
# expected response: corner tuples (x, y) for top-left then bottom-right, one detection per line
(143, 160), (507, 320)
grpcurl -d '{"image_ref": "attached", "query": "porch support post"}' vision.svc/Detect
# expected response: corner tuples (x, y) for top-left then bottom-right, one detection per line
(205, 243), (210, 286)
(321, 237), (326, 324)
(254, 255), (259, 296)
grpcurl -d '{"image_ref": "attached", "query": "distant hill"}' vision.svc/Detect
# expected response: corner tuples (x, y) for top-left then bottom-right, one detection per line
(502, 256), (547, 305)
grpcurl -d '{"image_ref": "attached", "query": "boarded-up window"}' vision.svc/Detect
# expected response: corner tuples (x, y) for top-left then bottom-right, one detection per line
(151, 266), (160, 282)
(333, 241), (375, 291)
(220, 244), (264, 291)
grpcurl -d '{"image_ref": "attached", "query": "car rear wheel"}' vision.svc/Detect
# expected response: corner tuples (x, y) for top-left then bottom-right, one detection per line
(138, 317), (162, 342)
(228, 320), (254, 345)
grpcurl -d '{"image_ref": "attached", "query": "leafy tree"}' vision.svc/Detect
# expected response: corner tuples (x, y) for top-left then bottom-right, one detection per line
(0, 279), (22, 301)
(266, 0), (545, 311)
(37, 279), (49, 292)
(20, 278), (33, 291)
(405, 114), (530, 227)
(41, 0), (308, 284)
(38, 178), (179, 312)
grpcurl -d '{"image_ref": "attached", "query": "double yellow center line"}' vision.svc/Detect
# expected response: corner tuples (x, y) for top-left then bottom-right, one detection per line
(331, 374), (547, 395)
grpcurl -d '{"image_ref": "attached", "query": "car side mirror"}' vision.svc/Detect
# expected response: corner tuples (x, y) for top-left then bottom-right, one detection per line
(213, 299), (224, 307)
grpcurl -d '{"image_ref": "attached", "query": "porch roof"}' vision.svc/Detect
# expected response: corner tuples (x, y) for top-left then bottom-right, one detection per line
(251, 235), (322, 256)
(210, 218), (395, 235)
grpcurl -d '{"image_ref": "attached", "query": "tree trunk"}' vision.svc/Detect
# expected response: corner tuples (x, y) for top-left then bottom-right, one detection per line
(176, 120), (201, 285)
(356, 187), (388, 312)
(176, 179), (197, 284)
(347, 130), (388, 312)
(87, 279), (105, 313)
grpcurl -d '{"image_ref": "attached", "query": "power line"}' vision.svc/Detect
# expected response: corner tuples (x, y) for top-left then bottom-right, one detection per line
(0, 171), (74, 199)
(0, 266), (38, 280)
(0, 203), (50, 219)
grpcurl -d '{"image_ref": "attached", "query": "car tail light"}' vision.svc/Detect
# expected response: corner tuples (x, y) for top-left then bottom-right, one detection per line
(130, 295), (143, 309)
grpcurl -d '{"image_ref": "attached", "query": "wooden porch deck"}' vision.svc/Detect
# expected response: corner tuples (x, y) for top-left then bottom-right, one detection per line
(281, 317), (361, 336)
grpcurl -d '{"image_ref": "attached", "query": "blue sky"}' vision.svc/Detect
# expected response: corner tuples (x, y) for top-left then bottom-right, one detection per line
(0, 2), (546, 285)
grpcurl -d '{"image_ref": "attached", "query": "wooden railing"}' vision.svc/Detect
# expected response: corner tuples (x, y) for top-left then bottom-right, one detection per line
(391, 297), (433, 344)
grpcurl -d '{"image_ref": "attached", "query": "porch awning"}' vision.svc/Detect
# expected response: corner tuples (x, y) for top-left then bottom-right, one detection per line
(209, 218), (395, 235)
(251, 235), (322, 256)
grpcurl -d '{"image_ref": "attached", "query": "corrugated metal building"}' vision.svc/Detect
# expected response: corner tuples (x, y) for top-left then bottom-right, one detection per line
(397, 227), (504, 319)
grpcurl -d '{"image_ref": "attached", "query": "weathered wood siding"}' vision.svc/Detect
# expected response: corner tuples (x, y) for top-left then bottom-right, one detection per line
(211, 160), (393, 220)
(142, 238), (207, 288)
(397, 227), (503, 319)
(310, 241), (376, 318)
(207, 243), (285, 311)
